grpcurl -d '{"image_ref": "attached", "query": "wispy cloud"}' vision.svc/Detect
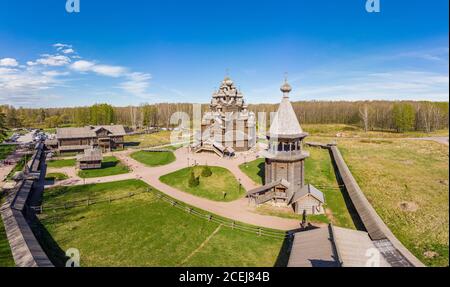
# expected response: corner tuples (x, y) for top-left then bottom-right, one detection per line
(1, 43), (153, 105)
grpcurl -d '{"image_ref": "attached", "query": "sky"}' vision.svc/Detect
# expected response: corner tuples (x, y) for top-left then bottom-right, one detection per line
(0, 0), (448, 108)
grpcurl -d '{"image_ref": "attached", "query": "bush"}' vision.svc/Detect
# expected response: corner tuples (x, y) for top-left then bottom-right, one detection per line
(201, 166), (212, 177)
(188, 170), (200, 187)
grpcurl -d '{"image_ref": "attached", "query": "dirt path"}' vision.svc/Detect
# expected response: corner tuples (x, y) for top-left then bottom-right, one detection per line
(47, 147), (301, 231)
(179, 224), (222, 265)
(406, 136), (449, 146)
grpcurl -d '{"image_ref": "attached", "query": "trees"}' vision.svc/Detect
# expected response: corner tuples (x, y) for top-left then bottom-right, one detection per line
(0, 111), (7, 141)
(89, 104), (116, 125)
(359, 103), (370, 132)
(201, 165), (212, 177)
(188, 170), (200, 187)
(392, 103), (415, 132)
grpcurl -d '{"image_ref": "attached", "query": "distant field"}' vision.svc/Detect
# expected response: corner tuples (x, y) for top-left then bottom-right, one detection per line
(160, 166), (245, 202)
(130, 151), (175, 167)
(124, 131), (172, 148)
(37, 180), (284, 267)
(78, 156), (130, 178)
(302, 124), (449, 139)
(338, 138), (449, 267)
(0, 145), (15, 161)
(239, 148), (356, 229)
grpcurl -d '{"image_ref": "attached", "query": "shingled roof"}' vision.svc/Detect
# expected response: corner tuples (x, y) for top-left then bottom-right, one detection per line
(269, 81), (304, 138)
(57, 125), (126, 139)
(56, 127), (96, 139)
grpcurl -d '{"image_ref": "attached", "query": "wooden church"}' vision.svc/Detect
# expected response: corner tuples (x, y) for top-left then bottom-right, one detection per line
(247, 80), (325, 215)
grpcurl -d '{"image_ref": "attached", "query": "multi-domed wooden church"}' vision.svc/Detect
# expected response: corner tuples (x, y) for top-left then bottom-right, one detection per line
(191, 77), (257, 156)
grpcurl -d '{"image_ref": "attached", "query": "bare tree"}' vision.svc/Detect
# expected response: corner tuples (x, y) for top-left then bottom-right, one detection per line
(359, 103), (369, 132)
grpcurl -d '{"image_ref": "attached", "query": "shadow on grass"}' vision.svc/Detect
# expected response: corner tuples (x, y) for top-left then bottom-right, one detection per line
(124, 142), (141, 147)
(101, 161), (119, 168)
(29, 214), (68, 267)
(257, 162), (265, 184)
(328, 149), (366, 231)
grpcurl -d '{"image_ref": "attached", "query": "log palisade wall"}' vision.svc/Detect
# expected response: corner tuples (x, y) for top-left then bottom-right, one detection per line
(0, 143), (53, 267)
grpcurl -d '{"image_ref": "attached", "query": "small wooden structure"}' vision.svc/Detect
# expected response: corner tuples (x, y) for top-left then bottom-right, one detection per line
(77, 148), (102, 170)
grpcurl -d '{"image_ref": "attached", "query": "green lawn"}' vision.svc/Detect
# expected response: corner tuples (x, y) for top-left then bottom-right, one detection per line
(37, 180), (284, 267)
(77, 156), (130, 178)
(338, 138), (449, 267)
(239, 158), (265, 185)
(0, 216), (15, 267)
(160, 166), (245, 202)
(47, 158), (76, 168)
(130, 151), (175, 167)
(0, 145), (16, 161)
(45, 172), (69, 181)
(239, 148), (356, 229)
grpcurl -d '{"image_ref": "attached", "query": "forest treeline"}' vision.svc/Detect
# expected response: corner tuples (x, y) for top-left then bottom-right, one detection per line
(0, 100), (448, 135)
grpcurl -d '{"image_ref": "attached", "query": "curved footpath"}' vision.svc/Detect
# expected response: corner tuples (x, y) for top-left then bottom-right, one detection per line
(48, 147), (302, 231)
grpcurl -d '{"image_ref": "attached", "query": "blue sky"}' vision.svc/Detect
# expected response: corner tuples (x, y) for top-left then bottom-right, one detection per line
(0, 0), (448, 107)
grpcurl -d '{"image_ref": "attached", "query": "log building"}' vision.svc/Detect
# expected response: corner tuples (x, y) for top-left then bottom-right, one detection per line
(56, 125), (126, 153)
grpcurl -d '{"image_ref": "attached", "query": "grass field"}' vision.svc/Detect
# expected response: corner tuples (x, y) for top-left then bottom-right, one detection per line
(239, 158), (265, 185)
(45, 172), (69, 181)
(0, 145), (16, 161)
(302, 124), (449, 139)
(239, 149), (356, 229)
(37, 180), (285, 267)
(130, 151), (175, 167)
(338, 138), (449, 267)
(47, 158), (76, 168)
(160, 166), (245, 202)
(124, 131), (172, 148)
(0, 216), (15, 267)
(77, 156), (130, 178)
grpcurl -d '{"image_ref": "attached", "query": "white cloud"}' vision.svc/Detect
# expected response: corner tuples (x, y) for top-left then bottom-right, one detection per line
(53, 43), (72, 51)
(119, 72), (152, 98)
(70, 60), (127, 77)
(0, 58), (19, 67)
(62, 48), (75, 54)
(36, 54), (71, 66)
(70, 60), (95, 72)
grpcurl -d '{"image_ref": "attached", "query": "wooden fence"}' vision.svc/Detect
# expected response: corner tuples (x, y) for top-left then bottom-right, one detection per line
(32, 187), (289, 240)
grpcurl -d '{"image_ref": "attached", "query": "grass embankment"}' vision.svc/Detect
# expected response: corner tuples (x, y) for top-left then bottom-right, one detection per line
(47, 158), (76, 168)
(37, 180), (284, 267)
(77, 156), (130, 178)
(124, 131), (172, 148)
(6, 156), (27, 180)
(130, 151), (175, 167)
(0, 145), (16, 161)
(45, 173), (69, 181)
(160, 166), (245, 202)
(239, 148), (356, 229)
(0, 214), (15, 267)
(338, 138), (449, 267)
